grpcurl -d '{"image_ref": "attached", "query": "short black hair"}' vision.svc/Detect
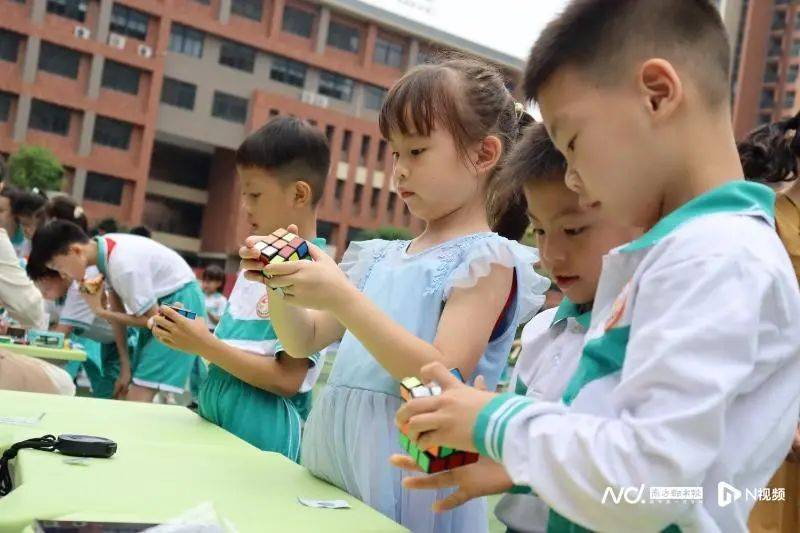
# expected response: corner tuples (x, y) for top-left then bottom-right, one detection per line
(12, 189), (47, 217)
(235, 117), (330, 205)
(26, 258), (60, 282)
(129, 225), (152, 238)
(203, 264), (225, 284)
(96, 217), (118, 234)
(28, 220), (90, 272)
(524, 0), (730, 106)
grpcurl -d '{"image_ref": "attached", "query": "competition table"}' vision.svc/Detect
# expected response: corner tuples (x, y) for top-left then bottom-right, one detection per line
(0, 390), (404, 532)
(1, 343), (87, 362)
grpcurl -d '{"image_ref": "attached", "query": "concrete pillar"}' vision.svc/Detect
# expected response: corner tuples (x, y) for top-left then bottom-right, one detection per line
(219, 0), (231, 24)
(72, 168), (88, 201)
(96, 0), (113, 43)
(78, 111), (96, 156)
(21, 36), (40, 84)
(315, 7), (330, 55)
(407, 38), (419, 70)
(12, 95), (32, 142)
(87, 55), (105, 99)
(31, 0), (47, 25)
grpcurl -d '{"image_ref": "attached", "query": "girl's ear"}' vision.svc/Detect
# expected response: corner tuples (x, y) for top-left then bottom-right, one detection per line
(473, 135), (503, 175)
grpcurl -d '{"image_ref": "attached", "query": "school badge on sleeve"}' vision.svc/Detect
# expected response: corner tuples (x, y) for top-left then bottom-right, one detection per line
(605, 280), (631, 331)
(256, 294), (270, 319)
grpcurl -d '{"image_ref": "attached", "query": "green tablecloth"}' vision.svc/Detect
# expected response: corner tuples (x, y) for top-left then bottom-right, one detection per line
(1, 343), (87, 362)
(0, 391), (404, 532)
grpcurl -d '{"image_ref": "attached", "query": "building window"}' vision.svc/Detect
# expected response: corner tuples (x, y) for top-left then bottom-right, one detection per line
(327, 20), (359, 53)
(796, 11), (800, 29)
(219, 40), (256, 72)
(387, 192), (397, 219)
(352, 183), (363, 214)
(759, 113), (772, 125)
(93, 116), (133, 150)
(377, 139), (387, 165)
(773, 10), (787, 31)
(85, 172), (125, 205)
(212, 91), (248, 123)
(110, 4), (149, 41)
(282, 5), (314, 38)
(761, 89), (775, 108)
(769, 36), (783, 56)
(334, 180), (345, 206)
(793, 39), (800, 57)
(359, 135), (370, 166)
(374, 37), (404, 68)
(788, 64), (799, 83)
(143, 195), (204, 237)
(364, 85), (387, 111)
(231, 0), (262, 20)
(38, 42), (81, 79)
(786, 90), (796, 109)
(29, 99), (71, 136)
(269, 56), (306, 88)
(0, 92), (13, 122)
(0, 30), (22, 63)
(169, 23), (204, 58)
(325, 124), (335, 143)
(161, 78), (196, 110)
(340, 130), (351, 161)
(319, 71), (354, 101)
(46, 0), (87, 22)
(764, 62), (779, 83)
(370, 186), (381, 215)
(101, 60), (141, 95)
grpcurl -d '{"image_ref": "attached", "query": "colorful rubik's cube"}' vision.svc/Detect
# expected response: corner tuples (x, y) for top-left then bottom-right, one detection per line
(166, 305), (197, 320)
(398, 368), (479, 474)
(253, 229), (310, 266)
(79, 274), (104, 295)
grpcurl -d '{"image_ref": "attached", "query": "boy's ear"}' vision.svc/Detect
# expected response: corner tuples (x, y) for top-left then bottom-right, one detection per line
(638, 59), (683, 121)
(474, 135), (503, 175)
(292, 180), (313, 208)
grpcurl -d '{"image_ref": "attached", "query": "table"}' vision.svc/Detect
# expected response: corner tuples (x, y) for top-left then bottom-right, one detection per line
(1, 343), (87, 362)
(0, 391), (404, 533)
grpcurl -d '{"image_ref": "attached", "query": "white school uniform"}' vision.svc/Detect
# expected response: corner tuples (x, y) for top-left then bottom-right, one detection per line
(59, 266), (115, 344)
(204, 292), (227, 332)
(99, 233), (196, 316)
(494, 302), (589, 533)
(474, 182), (800, 533)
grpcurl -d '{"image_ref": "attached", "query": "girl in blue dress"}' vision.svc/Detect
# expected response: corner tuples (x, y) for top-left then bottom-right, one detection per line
(240, 57), (550, 532)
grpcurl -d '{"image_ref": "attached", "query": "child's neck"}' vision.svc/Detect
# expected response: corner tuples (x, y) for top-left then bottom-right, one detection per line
(656, 115), (744, 229)
(85, 241), (99, 266)
(287, 210), (318, 241)
(416, 193), (491, 250)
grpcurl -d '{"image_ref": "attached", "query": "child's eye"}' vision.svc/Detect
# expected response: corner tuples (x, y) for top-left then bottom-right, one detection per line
(410, 148), (426, 156)
(564, 226), (587, 236)
(567, 135), (577, 152)
(532, 228), (545, 236)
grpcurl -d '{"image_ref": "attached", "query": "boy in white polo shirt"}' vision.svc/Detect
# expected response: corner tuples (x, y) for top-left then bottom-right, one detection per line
(28, 221), (205, 402)
(393, 2), (800, 531)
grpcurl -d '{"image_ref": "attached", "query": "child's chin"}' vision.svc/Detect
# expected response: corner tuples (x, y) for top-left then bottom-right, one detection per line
(563, 287), (592, 305)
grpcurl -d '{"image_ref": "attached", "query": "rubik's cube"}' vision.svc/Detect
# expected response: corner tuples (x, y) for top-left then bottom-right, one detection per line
(166, 305), (197, 320)
(398, 368), (479, 473)
(253, 229), (310, 266)
(79, 274), (104, 295)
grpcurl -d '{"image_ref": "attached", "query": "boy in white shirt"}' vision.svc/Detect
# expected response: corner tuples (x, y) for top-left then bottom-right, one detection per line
(494, 123), (639, 531)
(394, 2), (800, 531)
(28, 222), (205, 402)
(201, 265), (227, 333)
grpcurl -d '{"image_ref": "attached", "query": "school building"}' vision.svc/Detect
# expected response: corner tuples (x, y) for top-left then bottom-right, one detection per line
(0, 0), (523, 266)
(724, 0), (800, 140)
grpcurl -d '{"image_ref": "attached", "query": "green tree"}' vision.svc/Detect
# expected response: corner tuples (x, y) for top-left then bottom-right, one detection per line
(355, 226), (414, 241)
(7, 145), (63, 191)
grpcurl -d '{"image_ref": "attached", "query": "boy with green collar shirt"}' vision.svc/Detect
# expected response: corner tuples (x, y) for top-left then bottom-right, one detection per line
(151, 117), (329, 458)
(393, 2), (800, 532)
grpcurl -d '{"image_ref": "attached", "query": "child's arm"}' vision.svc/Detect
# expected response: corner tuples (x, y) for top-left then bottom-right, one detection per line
(151, 305), (311, 396)
(398, 256), (799, 530)
(255, 242), (513, 380)
(108, 290), (132, 398)
(81, 283), (155, 329)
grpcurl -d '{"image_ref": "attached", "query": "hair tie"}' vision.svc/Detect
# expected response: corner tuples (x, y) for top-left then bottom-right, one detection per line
(74, 206), (84, 218)
(514, 102), (526, 121)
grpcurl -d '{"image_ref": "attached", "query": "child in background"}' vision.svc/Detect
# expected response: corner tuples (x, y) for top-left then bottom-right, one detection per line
(202, 265), (227, 333)
(394, 2), (800, 531)
(240, 58), (549, 532)
(13, 188), (47, 240)
(738, 111), (800, 532)
(150, 117), (329, 456)
(28, 220), (205, 402)
(26, 196), (125, 399)
(490, 124), (638, 532)
(0, 186), (26, 259)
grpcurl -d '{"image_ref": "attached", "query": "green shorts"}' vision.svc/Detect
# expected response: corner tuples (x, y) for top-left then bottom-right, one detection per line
(131, 280), (206, 393)
(198, 364), (302, 460)
(83, 341), (121, 399)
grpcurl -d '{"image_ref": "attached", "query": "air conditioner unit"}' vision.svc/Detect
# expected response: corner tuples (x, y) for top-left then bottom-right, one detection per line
(137, 44), (153, 58)
(73, 26), (91, 40)
(300, 90), (329, 109)
(107, 32), (126, 50)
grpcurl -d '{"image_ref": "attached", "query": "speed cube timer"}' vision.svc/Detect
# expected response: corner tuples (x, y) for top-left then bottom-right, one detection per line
(253, 229), (310, 266)
(397, 369), (479, 473)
